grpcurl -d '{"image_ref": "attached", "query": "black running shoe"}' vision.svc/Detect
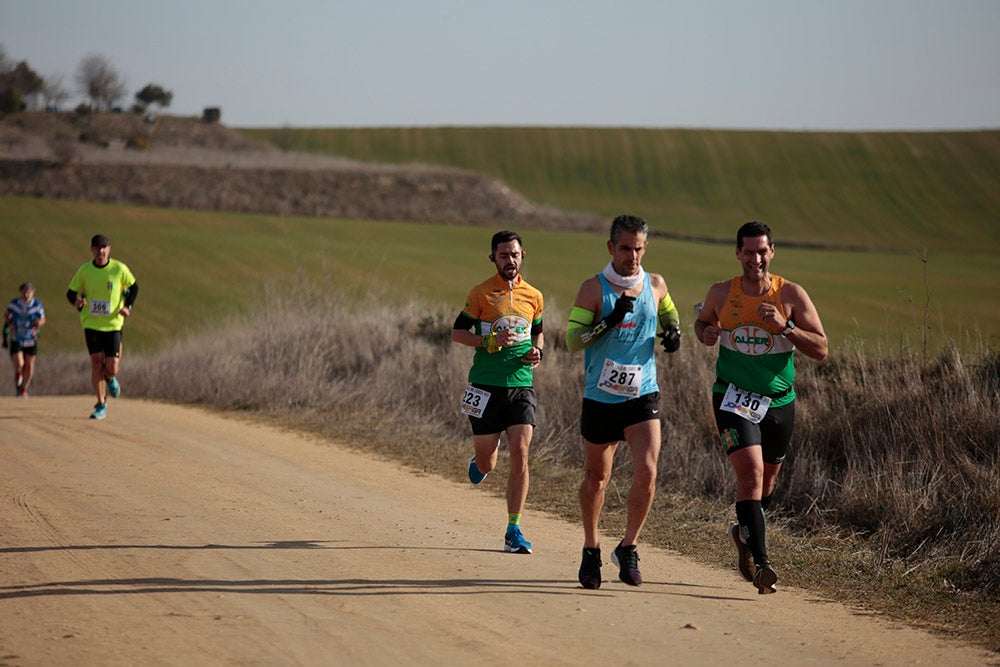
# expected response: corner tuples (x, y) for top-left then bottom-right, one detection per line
(611, 541), (642, 586)
(730, 524), (754, 582)
(579, 547), (602, 589)
(753, 562), (778, 594)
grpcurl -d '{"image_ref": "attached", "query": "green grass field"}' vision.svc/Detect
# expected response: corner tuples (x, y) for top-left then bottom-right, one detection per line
(241, 126), (1000, 257)
(1, 195), (994, 354)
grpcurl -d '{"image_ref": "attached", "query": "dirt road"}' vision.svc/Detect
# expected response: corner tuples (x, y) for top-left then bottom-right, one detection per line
(0, 397), (992, 666)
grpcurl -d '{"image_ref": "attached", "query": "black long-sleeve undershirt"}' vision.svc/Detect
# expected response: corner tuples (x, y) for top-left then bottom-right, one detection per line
(66, 283), (139, 308)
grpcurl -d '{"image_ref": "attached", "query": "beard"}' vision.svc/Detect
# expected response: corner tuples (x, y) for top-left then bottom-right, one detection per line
(500, 264), (519, 280)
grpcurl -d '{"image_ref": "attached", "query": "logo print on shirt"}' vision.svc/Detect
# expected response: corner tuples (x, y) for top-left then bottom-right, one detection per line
(730, 326), (773, 355)
(488, 315), (529, 341)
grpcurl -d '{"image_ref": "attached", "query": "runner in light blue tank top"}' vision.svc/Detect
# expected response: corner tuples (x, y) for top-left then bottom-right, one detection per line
(565, 214), (682, 590)
(584, 272), (659, 403)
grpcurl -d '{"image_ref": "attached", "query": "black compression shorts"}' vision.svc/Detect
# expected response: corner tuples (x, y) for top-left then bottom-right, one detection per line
(712, 392), (794, 464)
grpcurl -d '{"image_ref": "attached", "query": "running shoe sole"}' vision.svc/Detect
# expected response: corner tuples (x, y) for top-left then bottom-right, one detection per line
(107, 376), (121, 398)
(753, 564), (778, 594)
(730, 524), (754, 582)
(503, 530), (532, 554)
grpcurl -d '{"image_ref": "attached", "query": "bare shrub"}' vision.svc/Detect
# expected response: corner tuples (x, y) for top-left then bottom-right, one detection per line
(786, 340), (1000, 585)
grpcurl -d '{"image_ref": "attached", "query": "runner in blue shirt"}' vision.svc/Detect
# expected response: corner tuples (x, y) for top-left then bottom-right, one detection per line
(565, 215), (681, 589)
(3, 282), (47, 397)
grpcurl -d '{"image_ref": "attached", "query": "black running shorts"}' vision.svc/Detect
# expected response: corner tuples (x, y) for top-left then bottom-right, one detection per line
(712, 392), (795, 464)
(580, 392), (661, 445)
(84, 328), (123, 358)
(9, 342), (38, 356)
(468, 384), (537, 435)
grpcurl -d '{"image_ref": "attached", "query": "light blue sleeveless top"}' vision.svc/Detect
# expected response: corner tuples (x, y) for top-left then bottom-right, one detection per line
(583, 273), (659, 403)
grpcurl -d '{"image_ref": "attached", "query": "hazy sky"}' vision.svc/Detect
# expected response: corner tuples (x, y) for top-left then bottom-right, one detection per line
(3, 0), (998, 130)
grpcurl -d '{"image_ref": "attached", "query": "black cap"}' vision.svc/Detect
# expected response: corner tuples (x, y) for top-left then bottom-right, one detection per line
(91, 234), (111, 247)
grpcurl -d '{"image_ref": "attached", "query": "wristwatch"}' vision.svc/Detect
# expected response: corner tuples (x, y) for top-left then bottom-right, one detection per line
(781, 320), (796, 336)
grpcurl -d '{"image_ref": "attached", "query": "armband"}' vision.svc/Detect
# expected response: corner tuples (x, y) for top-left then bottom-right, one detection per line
(566, 307), (599, 353)
(657, 292), (680, 331)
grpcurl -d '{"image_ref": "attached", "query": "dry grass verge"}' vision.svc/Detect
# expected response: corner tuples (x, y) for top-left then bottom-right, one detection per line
(33, 287), (999, 654)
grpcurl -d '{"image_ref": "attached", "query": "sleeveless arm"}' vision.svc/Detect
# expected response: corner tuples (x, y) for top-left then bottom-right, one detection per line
(782, 282), (828, 361)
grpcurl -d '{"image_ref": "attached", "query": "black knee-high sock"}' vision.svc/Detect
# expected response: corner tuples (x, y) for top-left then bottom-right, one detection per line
(761, 493), (774, 512)
(735, 499), (768, 565)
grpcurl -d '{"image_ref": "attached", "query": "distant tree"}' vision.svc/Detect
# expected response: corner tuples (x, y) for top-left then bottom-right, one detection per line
(0, 47), (45, 115)
(42, 73), (70, 111)
(135, 82), (173, 111)
(6, 61), (44, 97)
(75, 53), (126, 111)
(0, 88), (22, 116)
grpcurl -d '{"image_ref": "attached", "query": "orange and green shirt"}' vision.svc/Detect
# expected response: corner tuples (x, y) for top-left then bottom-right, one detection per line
(713, 274), (796, 407)
(461, 274), (543, 387)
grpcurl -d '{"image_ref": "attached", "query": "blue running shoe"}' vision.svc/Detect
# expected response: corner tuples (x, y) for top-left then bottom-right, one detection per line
(107, 376), (121, 398)
(504, 526), (532, 554)
(468, 455), (487, 484)
(90, 403), (107, 420)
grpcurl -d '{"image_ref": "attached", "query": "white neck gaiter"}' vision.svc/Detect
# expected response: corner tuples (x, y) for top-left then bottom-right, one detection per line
(602, 261), (644, 289)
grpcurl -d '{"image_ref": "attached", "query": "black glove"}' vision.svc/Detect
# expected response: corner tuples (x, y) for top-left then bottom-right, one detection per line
(658, 326), (681, 353)
(603, 294), (635, 329)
